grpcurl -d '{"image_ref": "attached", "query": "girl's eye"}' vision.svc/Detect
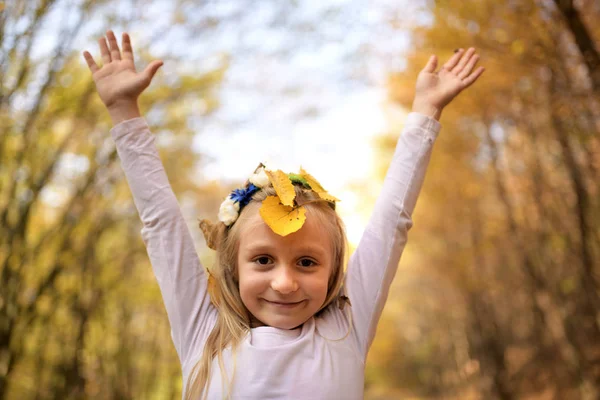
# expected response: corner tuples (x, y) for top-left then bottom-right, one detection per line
(298, 258), (316, 268)
(254, 256), (272, 265)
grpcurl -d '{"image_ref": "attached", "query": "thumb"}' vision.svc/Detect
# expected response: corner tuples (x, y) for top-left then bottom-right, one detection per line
(142, 60), (163, 81)
(422, 55), (437, 73)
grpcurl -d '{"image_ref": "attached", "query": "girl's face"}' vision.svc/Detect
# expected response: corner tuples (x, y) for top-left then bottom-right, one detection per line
(237, 211), (333, 329)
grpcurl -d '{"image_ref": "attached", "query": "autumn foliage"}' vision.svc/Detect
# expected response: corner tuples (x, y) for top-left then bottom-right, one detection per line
(368, 1), (600, 399)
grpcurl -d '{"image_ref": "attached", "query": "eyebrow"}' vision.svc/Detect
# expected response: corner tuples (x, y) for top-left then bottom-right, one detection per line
(243, 243), (328, 256)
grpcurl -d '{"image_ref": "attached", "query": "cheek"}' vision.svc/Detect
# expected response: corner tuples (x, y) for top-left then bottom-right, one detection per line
(237, 264), (267, 301)
(310, 270), (332, 299)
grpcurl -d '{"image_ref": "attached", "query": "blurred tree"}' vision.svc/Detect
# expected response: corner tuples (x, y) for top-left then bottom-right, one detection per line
(371, 0), (600, 398)
(0, 1), (227, 398)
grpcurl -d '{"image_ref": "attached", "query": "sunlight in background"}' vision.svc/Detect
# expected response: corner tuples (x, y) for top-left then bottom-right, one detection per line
(32, 0), (416, 247)
(194, 88), (408, 245)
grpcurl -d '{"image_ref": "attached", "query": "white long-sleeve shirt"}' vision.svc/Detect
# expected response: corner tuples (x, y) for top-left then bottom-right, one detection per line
(110, 112), (441, 399)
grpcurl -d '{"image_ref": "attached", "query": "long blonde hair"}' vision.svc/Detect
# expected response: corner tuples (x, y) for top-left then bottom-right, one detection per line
(187, 184), (348, 399)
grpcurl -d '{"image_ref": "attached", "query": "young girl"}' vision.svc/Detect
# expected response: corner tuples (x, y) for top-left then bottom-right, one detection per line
(83, 30), (483, 399)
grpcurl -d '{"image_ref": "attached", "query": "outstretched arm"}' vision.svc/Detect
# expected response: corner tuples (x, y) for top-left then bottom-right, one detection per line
(83, 31), (216, 367)
(346, 48), (484, 357)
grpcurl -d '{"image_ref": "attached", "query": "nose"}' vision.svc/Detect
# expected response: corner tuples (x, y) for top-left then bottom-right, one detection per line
(270, 266), (299, 294)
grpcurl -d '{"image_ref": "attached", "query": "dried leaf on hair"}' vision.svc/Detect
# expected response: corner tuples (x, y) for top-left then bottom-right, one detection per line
(265, 169), (296, 207)
(298, 167), (340, 202)
(199, 219), (219, 250)
(338, 295), (351, 311)
(207, 271), (220, 307)
(259, 195), (306, 236)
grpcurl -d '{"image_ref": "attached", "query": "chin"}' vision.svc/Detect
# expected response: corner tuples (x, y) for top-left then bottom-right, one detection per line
(262, 315), (309, 330)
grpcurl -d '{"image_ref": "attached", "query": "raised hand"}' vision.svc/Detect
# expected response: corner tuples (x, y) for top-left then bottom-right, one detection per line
(82, 30), (163, 113)
(412, 48), (484, 120)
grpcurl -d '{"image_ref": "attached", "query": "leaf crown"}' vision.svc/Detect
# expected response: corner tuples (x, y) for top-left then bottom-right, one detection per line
(217, 163), (339, 236)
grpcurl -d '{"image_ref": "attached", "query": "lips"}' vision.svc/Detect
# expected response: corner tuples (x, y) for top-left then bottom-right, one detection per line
(263, 299), (305, 308)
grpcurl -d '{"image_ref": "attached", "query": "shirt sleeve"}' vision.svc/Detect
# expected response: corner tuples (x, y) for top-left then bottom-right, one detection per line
(110, 117), (217, 368)
(345, 112), (441, 358)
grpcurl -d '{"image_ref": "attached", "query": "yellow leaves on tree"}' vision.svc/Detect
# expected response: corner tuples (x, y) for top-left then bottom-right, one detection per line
(259, 196), (307, 236)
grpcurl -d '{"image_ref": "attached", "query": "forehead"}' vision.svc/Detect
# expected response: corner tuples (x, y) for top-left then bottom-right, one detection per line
(238, 209), (332, 255)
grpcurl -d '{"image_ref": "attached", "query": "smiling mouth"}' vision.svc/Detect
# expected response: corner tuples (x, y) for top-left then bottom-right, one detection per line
(263, 299), (305, 308)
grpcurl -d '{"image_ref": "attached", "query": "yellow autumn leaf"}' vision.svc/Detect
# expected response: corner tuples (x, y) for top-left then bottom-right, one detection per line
(207, 270), (220, 307)
(259, 195), (306, 236)
(265, 169), (296, 206)
(299, 167), (340, 202)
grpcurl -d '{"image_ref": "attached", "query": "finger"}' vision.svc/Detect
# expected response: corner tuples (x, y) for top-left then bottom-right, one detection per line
(99, 36), (111, 64)
(423, 55), (438, 73)
(122, 32), (134, 62)
(106, 30), (122, 61)
(142, 60), (164, 81)
(461, 66), (485, 88)
(442, 48), (464, 71)
(458, 54), (480, 80)
(452, 47), (476, 75)
(82, 51), (100, 73)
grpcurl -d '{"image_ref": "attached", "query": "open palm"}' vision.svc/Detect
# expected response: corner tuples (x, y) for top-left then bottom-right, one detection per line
(82, 30), (163, 109)
(413, 48), (484, 117)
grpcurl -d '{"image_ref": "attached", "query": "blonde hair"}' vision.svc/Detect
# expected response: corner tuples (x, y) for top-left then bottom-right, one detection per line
(187, 184), (348, 400)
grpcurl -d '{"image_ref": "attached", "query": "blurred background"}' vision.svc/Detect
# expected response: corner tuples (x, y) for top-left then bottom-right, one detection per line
(1, 0), (599, 398)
